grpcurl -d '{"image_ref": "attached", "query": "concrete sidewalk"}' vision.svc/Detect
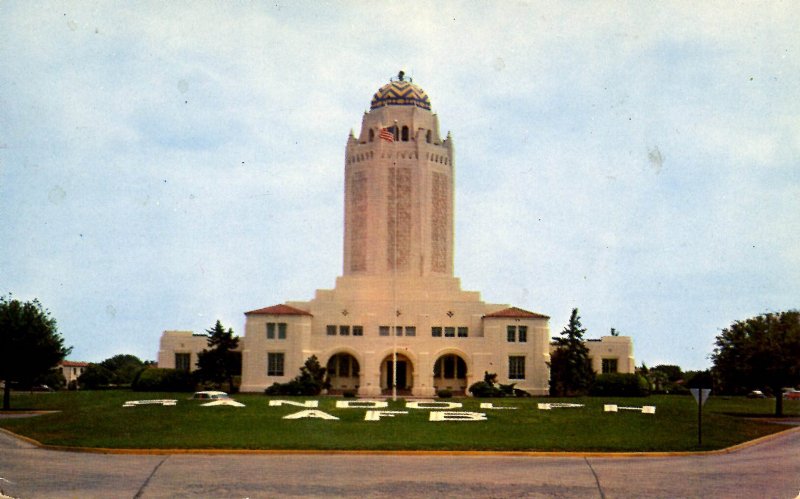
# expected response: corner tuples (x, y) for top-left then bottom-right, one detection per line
(1, 426), (799, 498)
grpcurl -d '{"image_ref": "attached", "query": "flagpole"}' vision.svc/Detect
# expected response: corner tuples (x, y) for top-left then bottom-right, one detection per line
(392, 118), (398, 402)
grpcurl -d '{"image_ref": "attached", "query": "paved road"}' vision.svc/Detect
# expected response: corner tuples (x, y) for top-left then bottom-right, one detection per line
(1, 428), (799, 498)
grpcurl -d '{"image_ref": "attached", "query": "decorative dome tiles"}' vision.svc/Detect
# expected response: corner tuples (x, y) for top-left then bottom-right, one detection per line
(370, 77), (431, 110)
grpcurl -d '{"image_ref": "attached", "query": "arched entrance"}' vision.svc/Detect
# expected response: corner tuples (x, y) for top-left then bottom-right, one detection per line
(433, 354), (468, 394)
(326, 353), (360, 393)
(381, 353), (413, 395)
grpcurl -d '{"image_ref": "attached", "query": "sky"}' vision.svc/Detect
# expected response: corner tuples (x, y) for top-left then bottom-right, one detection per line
(1, 1), (798, 370)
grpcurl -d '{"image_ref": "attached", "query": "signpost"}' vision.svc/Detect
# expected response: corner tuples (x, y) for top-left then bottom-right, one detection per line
(690, 388), (711, 446)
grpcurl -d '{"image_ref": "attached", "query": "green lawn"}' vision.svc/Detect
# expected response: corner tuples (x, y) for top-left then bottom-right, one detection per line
(1, 391), (797, 452)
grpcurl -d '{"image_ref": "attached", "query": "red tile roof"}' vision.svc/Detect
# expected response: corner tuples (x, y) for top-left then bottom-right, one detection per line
(244, 304), (313, 316)
(483, 306), (550, 319)
(60, 360), (89, 367)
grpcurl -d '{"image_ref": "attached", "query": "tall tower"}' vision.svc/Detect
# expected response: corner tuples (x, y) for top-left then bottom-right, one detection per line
(343, 72), (455, 279)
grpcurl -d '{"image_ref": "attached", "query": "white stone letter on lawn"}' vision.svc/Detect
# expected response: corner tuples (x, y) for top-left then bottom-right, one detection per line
(364, 410), (408, 421)
(269, 400), (319, 408)
(479, 403), (517, 410)
(429, 411), (487, 421)
(405, 401), (463, 410)
(282, 410), (339, 420)
(336, 400), (388, 409)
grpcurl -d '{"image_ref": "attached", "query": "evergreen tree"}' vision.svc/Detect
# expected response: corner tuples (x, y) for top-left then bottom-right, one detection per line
(264, 355), (330, 396)
(196, 320), (241, 393)
(549, 308), (595, 396)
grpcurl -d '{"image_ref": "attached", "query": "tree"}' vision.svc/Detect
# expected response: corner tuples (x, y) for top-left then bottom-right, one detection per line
(264, 355), (330, 396)
(78, 363), (113, 389)
(652, 364), (683, 383)
(196, 320), (241, 393)
(0, 295), (71, 409)
(549, 308), (595, 396)
(100, 354), (145, 386)
(35, 367), (66, 391)
(712, 310), (800, 416)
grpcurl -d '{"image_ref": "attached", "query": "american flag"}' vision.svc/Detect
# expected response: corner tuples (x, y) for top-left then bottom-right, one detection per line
(379, 127), (394, 142)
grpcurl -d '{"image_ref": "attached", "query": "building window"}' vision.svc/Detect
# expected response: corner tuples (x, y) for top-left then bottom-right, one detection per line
(338, 357), (350, 377)
(507, 325), (527, 342)
(340, 325), (350, 336)
(329, 354), (360, 378)
(401, 125), (409, 141)
(353, 325), (363, 336)
(602, 358), (618, 374)
(432, 326), (468, 338)
(434, 355), (467, 379)
(267, 353), (285, 376)
(509, 356), (526, 380)
(379, 326), (390, 336)
(405, 326), (416, 336)
(175, 353), (191, 372)
(267, 322), (287, 340)
(395, 326), (403, 336)
(327, 325), (337, 336)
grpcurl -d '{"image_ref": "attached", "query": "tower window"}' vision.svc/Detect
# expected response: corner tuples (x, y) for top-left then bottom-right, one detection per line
(401, 126), (409, 141)
(426, 130), (432, 143)
(369, 129), (375, 142)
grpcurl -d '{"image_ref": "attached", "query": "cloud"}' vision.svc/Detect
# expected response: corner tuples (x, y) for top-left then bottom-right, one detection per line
(1, 2), (798, 368)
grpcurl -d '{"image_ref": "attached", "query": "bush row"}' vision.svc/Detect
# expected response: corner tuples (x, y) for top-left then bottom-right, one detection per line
(126, 369), (649, 397)
(589, 373), (650, 397)
(131, 368), (195, 392)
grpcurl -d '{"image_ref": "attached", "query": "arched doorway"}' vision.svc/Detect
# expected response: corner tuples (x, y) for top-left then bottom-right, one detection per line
(433, 354), (468, 394)
(381, 353), (413, 395)
(326, 353), (360, 393)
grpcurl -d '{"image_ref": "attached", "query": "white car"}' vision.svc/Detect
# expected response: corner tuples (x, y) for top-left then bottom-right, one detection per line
(192, 391), (230, 400)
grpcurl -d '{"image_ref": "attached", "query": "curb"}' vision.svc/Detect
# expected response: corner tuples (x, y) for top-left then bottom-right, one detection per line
(1, 424), (798, 458)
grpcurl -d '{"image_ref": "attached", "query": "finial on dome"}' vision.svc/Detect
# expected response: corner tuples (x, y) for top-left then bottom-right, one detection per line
(398, 70), (405, 82)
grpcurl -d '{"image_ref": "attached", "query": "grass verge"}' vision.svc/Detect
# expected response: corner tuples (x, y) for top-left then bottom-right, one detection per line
(1, 391), (797, 452)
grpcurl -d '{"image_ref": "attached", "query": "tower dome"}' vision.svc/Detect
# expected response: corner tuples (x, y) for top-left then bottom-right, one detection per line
(370, 71), (431, 110)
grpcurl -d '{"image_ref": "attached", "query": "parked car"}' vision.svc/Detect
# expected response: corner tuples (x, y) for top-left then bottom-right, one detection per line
(746, 390), (767, 399)
(192, 391), (229, 400)
(28, 384), (55, 392)
(783, 389), (800, 400)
